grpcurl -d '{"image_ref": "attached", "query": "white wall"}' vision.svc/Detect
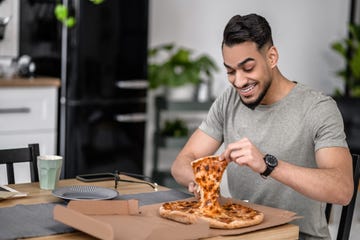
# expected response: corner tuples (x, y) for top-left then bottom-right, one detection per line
(145, 0), (352, 177)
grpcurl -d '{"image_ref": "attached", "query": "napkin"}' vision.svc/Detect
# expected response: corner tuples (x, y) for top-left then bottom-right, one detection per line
(0, 191), (18, 199)
(0, 185), (28, 199)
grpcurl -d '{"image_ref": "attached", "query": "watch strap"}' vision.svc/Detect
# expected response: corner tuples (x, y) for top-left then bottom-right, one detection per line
(261, 154), (277, 177)
(261, 165), (274, 177)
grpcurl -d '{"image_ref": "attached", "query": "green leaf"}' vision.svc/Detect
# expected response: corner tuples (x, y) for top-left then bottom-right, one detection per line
(172, 49), (191, 63)
(349, 24), (360, 42)
(336, 69), (347, 80)
(197, 55), (219, 72)
(162, 43), (175, 51)
(352, 86), (360, 97)
(331, 42), (346, 57)
(54, 4), (68, 21)
(89, 0), (105, 4)
(350, 48), (360, 79)
(65, 17), (76, 28)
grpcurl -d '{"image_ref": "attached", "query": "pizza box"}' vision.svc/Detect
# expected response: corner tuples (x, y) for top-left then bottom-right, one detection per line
(53, 198), (300, 240)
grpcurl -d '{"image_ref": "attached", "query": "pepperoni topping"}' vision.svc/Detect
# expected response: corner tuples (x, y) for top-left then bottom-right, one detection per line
(205, 165), (209, 171)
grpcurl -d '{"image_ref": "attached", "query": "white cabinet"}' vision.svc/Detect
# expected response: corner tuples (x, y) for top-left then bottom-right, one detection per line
(0, 86), (58, 184)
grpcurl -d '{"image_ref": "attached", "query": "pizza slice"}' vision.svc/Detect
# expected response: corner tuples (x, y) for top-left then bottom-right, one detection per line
(191, 155), (228, 215)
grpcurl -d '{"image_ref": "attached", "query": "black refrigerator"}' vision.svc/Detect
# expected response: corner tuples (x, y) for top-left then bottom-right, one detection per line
(59, 0), (149, 178)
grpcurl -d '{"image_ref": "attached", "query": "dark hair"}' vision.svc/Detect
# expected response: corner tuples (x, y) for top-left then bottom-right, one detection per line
(222, 14), (273, 50)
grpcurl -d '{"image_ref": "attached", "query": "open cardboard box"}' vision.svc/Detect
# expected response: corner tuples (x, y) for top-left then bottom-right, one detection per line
(54, 198), (300, 240)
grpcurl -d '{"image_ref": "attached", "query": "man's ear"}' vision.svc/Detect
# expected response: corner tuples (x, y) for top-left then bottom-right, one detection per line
(267, 46), (278, 68)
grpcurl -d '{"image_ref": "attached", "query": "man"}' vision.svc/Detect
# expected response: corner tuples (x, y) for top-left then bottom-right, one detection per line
(171, 14), (353, 240)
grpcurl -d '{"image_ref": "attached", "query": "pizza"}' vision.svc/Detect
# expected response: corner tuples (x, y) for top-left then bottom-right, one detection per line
(159, 155), (264, 229)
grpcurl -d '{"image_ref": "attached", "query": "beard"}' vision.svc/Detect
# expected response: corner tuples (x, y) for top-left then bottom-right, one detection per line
(240, 80), (272, 110)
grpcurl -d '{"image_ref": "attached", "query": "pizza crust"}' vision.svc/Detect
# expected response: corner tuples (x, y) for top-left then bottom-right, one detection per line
(199, 212), (264, 229)
(159, 205), (198, 224)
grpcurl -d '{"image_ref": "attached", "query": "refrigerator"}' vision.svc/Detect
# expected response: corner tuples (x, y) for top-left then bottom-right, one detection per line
(59, 0), (149, 178)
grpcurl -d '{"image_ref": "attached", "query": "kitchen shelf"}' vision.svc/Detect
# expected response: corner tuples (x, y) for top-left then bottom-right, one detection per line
(151, 96), (213, 187)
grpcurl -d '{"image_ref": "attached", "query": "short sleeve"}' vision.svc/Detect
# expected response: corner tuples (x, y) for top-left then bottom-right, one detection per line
(307, 96), (348, 151)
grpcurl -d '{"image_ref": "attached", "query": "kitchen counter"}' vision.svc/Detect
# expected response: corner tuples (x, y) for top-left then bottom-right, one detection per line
(0, 77), (60, 87)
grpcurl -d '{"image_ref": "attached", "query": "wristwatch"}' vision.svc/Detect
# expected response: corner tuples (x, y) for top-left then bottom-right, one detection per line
(261, 154), (278, 177)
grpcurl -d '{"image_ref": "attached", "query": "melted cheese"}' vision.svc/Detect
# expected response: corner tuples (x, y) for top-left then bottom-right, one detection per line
(191, 156), (228, 216)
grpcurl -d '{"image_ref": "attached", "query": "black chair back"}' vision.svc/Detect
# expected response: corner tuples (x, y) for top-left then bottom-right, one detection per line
(0, 143), (40, 184)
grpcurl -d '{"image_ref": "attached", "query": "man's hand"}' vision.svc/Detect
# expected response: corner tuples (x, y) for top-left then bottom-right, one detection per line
(188, 181), (200, 199)
(220, 137), (266, 174)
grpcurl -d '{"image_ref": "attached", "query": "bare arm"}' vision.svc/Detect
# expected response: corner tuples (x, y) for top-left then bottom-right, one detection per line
(273, 147), (353, 205)
(171, 129), (222, 187)
(220, 138), (353, 205)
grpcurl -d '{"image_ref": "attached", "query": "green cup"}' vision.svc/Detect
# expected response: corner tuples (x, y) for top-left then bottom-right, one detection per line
(37, 155), (63, 190)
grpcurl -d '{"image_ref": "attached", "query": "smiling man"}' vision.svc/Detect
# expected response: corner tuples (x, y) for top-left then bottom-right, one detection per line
(170, 14), (353, 240)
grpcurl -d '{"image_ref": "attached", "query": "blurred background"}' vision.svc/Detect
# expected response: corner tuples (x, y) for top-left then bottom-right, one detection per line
(0, 1), (359, 238)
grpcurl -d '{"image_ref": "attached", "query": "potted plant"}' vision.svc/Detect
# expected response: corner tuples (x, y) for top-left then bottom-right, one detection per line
(331, 22), (360, 154)
(148, 43), (218, 101)
(331, 23), (360, 97)
(161, 118), (188, 137)
(160, 118), (189, 147)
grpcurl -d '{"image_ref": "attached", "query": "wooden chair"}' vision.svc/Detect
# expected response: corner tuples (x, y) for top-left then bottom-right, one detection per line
(0, 143), (40, 184)
(325, 153), (360, 240)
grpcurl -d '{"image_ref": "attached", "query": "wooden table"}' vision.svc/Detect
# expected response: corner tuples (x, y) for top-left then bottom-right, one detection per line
(1, 176), (299, 240)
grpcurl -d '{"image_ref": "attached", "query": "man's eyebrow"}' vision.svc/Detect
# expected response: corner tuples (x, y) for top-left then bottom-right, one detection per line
(223, 57), (255, 69)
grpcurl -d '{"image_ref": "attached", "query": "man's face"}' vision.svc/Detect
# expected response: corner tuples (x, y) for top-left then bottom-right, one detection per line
(222, 41), (274, 108)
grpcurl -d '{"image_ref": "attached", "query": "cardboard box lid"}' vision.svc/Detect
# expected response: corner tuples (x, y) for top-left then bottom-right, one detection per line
(54, 199), (209, 240)
(54, 198), (300, 240)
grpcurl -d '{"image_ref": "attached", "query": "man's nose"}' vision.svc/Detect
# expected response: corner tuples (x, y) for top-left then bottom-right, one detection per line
(233, 72), (247, 88)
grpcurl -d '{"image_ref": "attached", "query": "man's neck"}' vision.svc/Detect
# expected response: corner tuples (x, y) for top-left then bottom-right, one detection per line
(262, 68), (295, 105)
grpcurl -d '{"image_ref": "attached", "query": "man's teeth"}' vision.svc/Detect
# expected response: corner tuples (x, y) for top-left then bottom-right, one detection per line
(240, 84), (255, 93)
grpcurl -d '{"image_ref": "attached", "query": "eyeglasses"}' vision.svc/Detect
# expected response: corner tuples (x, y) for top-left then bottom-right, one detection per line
(113, 170), (158, 191)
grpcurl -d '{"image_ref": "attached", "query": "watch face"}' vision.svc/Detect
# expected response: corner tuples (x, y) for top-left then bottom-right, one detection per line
(266, 154), (278, 167)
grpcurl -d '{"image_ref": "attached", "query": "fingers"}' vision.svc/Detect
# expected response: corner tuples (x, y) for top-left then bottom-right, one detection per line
(188, 181), (200, 199)
(220, 138), (265, 173)
(188, 181), (196, 192)
(220, 138), (249, 162)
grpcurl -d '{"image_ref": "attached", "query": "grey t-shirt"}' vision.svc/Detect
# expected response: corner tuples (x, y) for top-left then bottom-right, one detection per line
(199, 83), (348, 240)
